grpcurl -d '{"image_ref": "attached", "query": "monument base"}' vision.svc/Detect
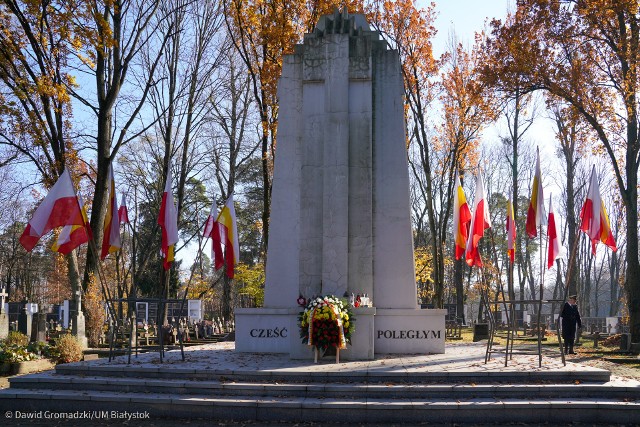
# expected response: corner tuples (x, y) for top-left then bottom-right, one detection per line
(0, 313), (8, 340)
(236, 307), (445, 359)
(374, 308), (447, 354)
(235, 308), (292, 354)
(72, 313), (88, 349)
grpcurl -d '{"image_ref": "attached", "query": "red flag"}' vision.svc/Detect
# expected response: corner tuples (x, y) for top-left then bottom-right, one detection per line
(118, 193), (130, 224)
(52, 196), (91, 255)
(213, 194), (239, 278)
(465, 173), (492, 268)
(20, 169), (86, 252)
(506, 191), (516, 263)
(203, 201), (224, 270)
(579, 166), (617, 254)
(526, 147), (546, 237)
(158, 168), (179, 270)
(101, 166), (121, 260)
(547, 194), (564, 268)
(452, 171), (472, 260)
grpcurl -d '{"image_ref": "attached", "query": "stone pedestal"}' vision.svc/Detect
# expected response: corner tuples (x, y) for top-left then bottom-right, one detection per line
(374, 309), (446, 354)
(18, 309), (32, 339)
(235, 308), (293, 354)
(32, 313), (47, 343)
(72, 312), (88, 349)
(341, 307), (376, 360)
(0, 313), (8, 340)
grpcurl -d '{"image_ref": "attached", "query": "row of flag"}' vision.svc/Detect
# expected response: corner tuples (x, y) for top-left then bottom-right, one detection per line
(20, 167), (131, 258)
(18, 166), (239, 278)
(452, 150), (617, 270)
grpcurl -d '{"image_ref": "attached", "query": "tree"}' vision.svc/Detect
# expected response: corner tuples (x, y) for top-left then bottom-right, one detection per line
(70, 0), (168, 296)
(223, 0), (309, 259)
(483, 1), (640, 341)
(550, 102), (591, 297)
(369, 1), (441, 303)
(206, 44), (261, 320)
(0, 0), (87, 296)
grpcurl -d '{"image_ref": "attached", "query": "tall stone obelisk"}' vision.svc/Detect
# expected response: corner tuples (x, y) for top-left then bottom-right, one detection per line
(235, 10), (445, 359)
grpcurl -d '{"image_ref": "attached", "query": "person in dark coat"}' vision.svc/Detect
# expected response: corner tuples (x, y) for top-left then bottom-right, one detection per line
(561, 295), (582, 354)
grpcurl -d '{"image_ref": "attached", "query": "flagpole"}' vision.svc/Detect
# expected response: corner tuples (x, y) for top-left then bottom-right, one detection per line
(537, 222), (546, 367)
(73, 186), (117, 360)
(488, 231), (512, 366)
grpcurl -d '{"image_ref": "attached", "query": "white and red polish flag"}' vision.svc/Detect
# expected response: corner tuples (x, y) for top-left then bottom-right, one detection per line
(118, 193), (130, 224)
(203, 200), (224, 270)
(20, 169), (86, 252)
(452, 170), (472, 260)
(547, 193), (565, 268)
(526, 147), (546, 238)
(158, 168), (179, 270)
(101, 165), (121, 260)
(465, 172), (492, 268)
(51, 195), (91, 255)
(579, 165), (617, 254)
(506, 191), (516, 263)
(213, 194), (239, 279)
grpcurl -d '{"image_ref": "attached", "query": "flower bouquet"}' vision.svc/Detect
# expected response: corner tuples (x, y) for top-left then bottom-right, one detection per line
(298, 295), (355, 355)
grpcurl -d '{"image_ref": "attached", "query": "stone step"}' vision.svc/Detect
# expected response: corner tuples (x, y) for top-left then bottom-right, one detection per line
(53, 363), (612, 384)
(0, 388), (638, 424)
(8, 373), (639, 400)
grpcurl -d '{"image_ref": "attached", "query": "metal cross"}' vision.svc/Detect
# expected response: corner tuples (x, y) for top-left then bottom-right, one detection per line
(0, 287), (7, 314)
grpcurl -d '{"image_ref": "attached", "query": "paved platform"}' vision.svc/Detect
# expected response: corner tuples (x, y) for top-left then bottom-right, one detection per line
(1, 341), (639, 425)
(54, 340), (634, 384)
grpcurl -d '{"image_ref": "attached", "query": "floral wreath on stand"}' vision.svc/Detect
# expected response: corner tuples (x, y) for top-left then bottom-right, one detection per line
(298, 295), (355, 354)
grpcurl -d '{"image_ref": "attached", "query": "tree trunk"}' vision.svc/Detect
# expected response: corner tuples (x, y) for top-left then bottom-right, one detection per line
(609, 251), (620, 316)
(624, 186), (640, 341)
(82, 110), (112, 291)
(66, 251), (82, 296)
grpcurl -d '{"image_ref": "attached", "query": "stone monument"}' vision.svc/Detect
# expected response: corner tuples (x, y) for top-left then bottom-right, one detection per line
(0, 287), (8, 339)
(235, 10), (445, 359)
(32, 310), (47, 344)
(72, 290), (88, 349)
(18, 298), (32, 338)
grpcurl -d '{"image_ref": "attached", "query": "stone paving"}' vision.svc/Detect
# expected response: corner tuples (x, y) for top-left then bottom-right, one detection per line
(2, 341), (639, 426)
(56, 341), (638, 387)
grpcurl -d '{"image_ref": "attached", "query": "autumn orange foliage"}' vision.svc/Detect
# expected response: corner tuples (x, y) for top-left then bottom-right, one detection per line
(481, 0), (640, 342)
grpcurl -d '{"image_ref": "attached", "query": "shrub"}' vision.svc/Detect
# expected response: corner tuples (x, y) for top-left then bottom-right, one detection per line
(27, 341), (48, 355)
(602, 334), (622, 347)
(0, 345), (38, 363)
(0, 332), (39, 363)
(52, 334), (83, 364)
(4, 331), (29, 347)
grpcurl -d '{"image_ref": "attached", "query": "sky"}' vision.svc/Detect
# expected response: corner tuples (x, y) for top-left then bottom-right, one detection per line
(430, 0), (513, 56)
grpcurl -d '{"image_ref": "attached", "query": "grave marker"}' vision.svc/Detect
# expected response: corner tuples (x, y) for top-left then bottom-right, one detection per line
(0, 287), (8, 339)
(18, 299), (32, 338)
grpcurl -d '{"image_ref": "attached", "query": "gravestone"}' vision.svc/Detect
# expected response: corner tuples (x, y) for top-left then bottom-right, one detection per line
(32, 312), (47, 343)
(473, 323), (490, 342)
(72, 290), (88, 349)
(235, 9), (445, 360)
(0, 287), (8, 339)
(18, 299), (32, 338)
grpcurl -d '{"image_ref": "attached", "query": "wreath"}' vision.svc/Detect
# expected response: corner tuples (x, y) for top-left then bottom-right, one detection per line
(298, 295), (355, 352)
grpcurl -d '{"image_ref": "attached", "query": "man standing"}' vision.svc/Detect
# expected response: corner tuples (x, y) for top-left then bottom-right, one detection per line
(561, 295), (582, 355)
